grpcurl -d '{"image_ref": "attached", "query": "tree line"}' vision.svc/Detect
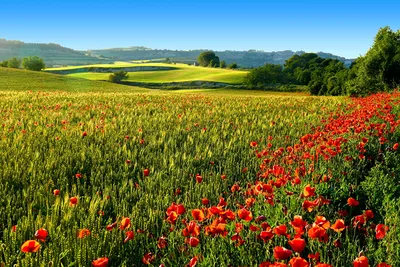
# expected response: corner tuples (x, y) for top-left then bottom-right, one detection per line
(244, 26), (400, 96)
(0, 56), (45, 71)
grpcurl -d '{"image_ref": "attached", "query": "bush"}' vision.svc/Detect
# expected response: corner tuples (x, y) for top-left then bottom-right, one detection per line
(109, 71), (129, 83)
(22, 56), (45, 71)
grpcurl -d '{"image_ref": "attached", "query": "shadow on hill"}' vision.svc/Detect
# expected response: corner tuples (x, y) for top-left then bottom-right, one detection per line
(46, 66), (179, 75)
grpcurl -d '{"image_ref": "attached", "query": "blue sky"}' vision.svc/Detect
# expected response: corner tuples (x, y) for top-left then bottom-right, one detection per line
(1, 0), (399, 58)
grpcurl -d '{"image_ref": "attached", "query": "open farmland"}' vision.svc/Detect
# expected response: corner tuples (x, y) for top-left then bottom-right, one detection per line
(46, 62), (248, 85)
(0, 69), (400, 267)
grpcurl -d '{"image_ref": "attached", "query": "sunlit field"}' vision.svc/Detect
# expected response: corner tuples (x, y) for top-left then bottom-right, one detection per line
(1, 69), (400, 267)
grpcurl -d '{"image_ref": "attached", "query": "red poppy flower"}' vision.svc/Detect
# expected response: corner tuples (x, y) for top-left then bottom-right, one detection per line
(303, 184), (316, 198)
(274, 225), (287, 236)
(273, 246), (292, 260)
(75, 173), (82, 179)
(353, 256), (368, 267)
(196, 174), (203, 183)
(288, 238), (306, 253)
(308, 225), (327, 241)
(192, 209), (205, 221)
(347, 197), (359, 207)
(375, 224), (389, 239)
(364, 210), (374, 220)
(186, 237), (200, 247)
(21, 240), (40, 253)
(143, 169), (150, 177)
(182, 221), (201, 237)
(124, 231), (134, 243)
(315, 216), (330, 229)
(260, 230), (275, 242)
(70, 196), (78, 206)
(34, 228), (48, 242)
(92, 257), (109, 267)
(376, 263), (391, 267)
(288, 257), (308, 267)
(221, 174), (227, 180)
(393, 143), (399, 150)
(157, 236), (168, 249)
(315, 264), (334, 267)
(250, 141), (258, 147)
(142, 252), (155, 265)
(186, 256), (198, 267)
(82, 131), (87, 137)
(238, 208), (253, 221)
(120, 217), (131, 230)
(330, 219), (346, 233)
(77, 228), (91, 239)
(202, 198), (209, 206)
(53, 189), (60, 196)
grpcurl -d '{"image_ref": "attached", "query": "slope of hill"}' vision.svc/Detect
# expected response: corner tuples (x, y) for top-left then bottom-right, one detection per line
(46, 62), (248, 85)
(0, 39), (112, 67)
(89, 47), (354, 67)
(0, 67), (148, 93)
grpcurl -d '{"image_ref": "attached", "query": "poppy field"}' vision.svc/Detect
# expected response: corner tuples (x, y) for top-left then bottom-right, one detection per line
(1, 89), (400, 267)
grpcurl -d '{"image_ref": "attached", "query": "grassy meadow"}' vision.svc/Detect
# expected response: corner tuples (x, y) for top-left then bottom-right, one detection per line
(46, 62), (248, 85)
(0, 68), (399, 267)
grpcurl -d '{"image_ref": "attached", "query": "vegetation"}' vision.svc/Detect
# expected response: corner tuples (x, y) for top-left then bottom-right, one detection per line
(345, 26), (400, 95)
(108, 70), (129, 83)
(245, 26), (400, 96)
(22, 56), (45, 71)
(7, 57), (21, 68)
(197, 51), (220, 67)
(1, 68), (400, 266)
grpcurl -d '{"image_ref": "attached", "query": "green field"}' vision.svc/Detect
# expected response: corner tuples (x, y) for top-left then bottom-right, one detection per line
(46, 62), (248, 85)
(0, 68), (399, 267)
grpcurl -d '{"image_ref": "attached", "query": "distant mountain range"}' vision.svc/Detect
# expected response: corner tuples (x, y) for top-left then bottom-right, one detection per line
(0, 38), (353, 68)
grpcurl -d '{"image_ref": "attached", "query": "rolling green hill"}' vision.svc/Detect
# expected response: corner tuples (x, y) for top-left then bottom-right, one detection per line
(46, 62), (248, 85)
(0, 39), (111, 67)
(0, 67), (148, 93)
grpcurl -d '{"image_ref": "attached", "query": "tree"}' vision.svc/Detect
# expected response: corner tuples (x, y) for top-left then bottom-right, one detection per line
(228, 62), (238, 69)
(346, 26), (400, 95)
(197, 51), (219, 67)
(22, 56), (45, 71)
(0, 60), (8, 67)
(109, 71), (129, 83)
(7, 57), (21, 68)
(208, 56), (220, 68)
(220, 60), (227, 68)
(244, 64), (284, 87)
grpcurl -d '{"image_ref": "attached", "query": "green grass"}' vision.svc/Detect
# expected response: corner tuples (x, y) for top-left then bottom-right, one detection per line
(0, 67), (149, 93)
(46, 62), (248, 85)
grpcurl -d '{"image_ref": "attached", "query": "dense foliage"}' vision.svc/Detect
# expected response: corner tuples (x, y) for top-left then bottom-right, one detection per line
(108, 70), (129, 83)
(197, 51), (221, 67)
(245, 26), (400, 96)
(22, 56), (46, 71)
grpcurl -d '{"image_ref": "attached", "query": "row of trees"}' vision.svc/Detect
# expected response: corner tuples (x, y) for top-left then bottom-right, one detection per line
(0, 56), (45, 71)
(245, 26), (400, 96)
(197, 51), (238, 69)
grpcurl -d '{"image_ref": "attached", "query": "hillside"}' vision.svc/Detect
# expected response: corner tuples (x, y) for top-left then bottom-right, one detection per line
(89, 47), (354, 67)
(46, 62), (248, 87)
(0, 67), (148, 93)
(0, 39), (111, 67)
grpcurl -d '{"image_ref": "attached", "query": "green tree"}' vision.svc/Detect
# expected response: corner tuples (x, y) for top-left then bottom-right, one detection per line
(228, 62), (238, 69)
(220, 60), (227, 68)
(346, 26), (400, 95)
(0, 60), (8, 67)
(197, 51), (219, 67)
(22, 56), (45, 71)
(244, 64), (284, 87)
(7, 57), (21, 68)
(109, 71), (129, 83)
(208, 57), (220, 68)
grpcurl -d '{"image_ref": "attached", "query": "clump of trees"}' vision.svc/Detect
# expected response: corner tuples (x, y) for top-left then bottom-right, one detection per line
(197, 51), (220, 68)
(0, 56), (45, 71)
(245, 26), (400, 96)
(22, 56), (45, 71)
(109, 71), (129, 83)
